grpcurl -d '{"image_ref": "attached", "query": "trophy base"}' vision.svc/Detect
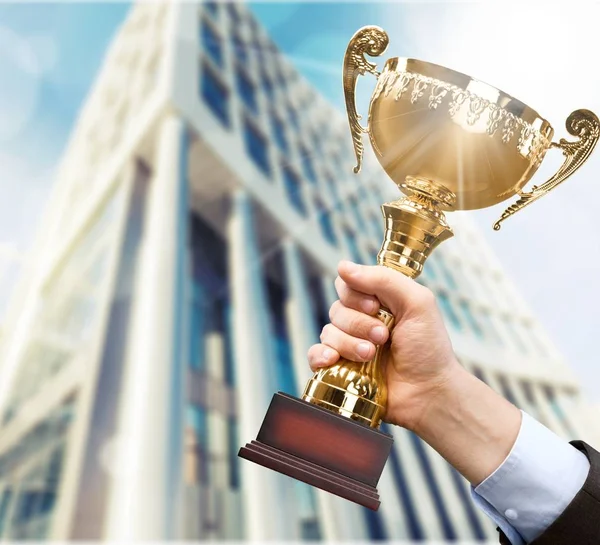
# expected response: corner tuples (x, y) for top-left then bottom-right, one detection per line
(238, 392), (393, 510)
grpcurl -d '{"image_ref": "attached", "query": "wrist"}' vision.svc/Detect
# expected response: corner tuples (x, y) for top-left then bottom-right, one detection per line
(405, 358), (469, 435)
(406, 363), (522, 485)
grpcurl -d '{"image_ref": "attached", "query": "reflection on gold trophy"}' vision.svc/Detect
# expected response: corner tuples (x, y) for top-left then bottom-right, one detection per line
(240, 26), (599, 510)
(302, 25), (600, 430)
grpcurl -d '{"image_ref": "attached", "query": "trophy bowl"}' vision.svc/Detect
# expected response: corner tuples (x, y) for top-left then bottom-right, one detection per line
(369, 57), (554, 210)
(345, 26), (600, 229)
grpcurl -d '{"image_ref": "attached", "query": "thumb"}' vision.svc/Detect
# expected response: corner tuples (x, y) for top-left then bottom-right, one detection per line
(337, 260), (432, 318)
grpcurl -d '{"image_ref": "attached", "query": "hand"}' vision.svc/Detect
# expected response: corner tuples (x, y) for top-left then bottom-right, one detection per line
(307, 260), (461, 431)
(307, 260), (521, 485)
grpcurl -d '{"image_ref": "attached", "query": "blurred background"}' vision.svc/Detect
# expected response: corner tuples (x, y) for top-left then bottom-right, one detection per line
(0, 0), (599, 542)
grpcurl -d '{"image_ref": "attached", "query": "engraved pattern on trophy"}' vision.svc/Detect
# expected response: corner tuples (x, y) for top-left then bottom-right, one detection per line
(494, 109), (600, 230)
(342, 26), (389, 174)
(375, 68), (552, 166)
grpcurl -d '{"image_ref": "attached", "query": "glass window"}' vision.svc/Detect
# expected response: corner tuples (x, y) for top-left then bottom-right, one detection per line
(243, 118), (270, 176)
(287, 104), (300, 131)
(437, 292), (462, 331)
(205, 1), (218, 17)
(270, 112), (288, 153)
(236, 66), (258, 114)
(421, 260), (438, 281)
(0, 400), (73, 540)
(459, 300), (484, 339)
(325, 173), (343, 212)
(266, 268), (296, 395)
(348, 196), (365, 229)
(186, 404), (208, 444)
(409, 433), (457, 541)
(472, 366), (488, 384)
(282, 165), (306, 216)
(544, 385), (577, 437)
(438, 259), (458, 290)
(343, 228), (362, 263)
(201, 18), (223, 67)
(363, 508), (387, 540)
(315, 199), (337, 246)
(299, 146), (318, 185)
(308, 275), (329, 332)
(497, 375), (519, 406)
(201, 62), (230, 127)
(227, 417), (240, 488)
(381, 424), (425, 540)
(232, 31), (247, 63)
(261, 71), (274, 100)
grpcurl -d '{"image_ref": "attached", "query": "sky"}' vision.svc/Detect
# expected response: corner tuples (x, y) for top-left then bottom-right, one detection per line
(1, 1), (600, 401)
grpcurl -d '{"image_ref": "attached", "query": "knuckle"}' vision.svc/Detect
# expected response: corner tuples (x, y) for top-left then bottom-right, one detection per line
(320, 323), (335, 341)
(328, 300), (341, 321)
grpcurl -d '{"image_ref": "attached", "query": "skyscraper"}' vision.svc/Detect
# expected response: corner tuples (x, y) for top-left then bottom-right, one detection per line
(0, 1), (592, 542)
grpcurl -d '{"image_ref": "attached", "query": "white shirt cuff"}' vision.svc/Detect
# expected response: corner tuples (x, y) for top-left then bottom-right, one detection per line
(470, 411), (589, 544)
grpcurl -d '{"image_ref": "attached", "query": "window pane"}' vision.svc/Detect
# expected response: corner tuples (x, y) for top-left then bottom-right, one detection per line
(201, 19), (223, 67)
(437, 292), (462, 330)
(236, 67), (258, 114)
(270, 112), (288, 153)
(344, 228), (362, 263)
(315, 200), (337, 245)
(282, 165), (306, 216)
(201, 62), (230, 127)
(299, 146), (318, 185)
(459, 300), (484, 339)
(232, 31), (247, 63)
(243, 118), (270, 176)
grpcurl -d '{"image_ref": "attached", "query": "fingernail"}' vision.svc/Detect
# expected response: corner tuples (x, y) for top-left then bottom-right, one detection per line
(357, 342), (372, 359)
(322, 348), (336, 362)
(370, 326), (387, 343)
(361, 298), (377, 313)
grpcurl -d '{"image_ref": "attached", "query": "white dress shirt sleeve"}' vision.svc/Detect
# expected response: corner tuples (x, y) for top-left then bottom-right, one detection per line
(470, 411), (590, 545)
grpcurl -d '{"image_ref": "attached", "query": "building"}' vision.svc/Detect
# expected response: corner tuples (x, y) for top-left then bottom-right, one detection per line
(0, 1), (592, 542)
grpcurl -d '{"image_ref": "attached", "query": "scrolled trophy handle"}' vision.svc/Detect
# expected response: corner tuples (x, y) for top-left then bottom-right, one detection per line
(343, 26), (389, 174)
(494, 109), (600, 230)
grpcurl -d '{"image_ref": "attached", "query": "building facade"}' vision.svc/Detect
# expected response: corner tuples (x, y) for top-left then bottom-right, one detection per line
(0, 1), (592, 542)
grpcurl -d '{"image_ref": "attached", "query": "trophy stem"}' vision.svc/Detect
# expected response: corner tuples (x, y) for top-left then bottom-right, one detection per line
(302, 177), (455, 429)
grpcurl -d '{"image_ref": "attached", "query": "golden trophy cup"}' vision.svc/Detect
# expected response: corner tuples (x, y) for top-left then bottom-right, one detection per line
(239, 26), (599, 510)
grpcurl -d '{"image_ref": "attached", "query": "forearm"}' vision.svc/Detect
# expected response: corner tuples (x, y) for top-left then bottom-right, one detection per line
(409, 362), (522, 485)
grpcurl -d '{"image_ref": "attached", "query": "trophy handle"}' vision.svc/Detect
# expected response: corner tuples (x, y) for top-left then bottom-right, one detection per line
(493, 109), (600, 230)
(343, 26), (389, 174)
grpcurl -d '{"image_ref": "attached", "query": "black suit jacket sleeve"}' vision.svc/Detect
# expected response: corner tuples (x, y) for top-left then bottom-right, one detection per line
(498, 441), (600, 545)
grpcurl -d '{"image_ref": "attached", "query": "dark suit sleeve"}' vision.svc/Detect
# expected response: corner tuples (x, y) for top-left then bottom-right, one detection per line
(497, 441), (600, 545)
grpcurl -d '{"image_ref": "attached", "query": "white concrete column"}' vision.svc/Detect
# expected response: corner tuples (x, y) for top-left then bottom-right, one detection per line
(227, 190), (291, 540)
(104, 113), (188, 539)
(282, 239), (317, 392)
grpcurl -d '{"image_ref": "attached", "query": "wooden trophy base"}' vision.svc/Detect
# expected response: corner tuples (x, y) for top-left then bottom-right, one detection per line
(238, 392), (393, 510)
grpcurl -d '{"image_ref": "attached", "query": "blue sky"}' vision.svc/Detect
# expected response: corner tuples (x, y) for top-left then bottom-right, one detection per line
(2, 2), (600, 402)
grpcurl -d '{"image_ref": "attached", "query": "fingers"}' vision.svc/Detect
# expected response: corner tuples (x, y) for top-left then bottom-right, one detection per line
(334, 276), (380, 315)
(308, 343), (340, 371)
(337, 260), (433, 316)
(329, 300), (389, 344)
(319, 323), (376, 363)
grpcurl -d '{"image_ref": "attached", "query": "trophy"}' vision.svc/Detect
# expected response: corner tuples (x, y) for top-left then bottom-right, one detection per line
(239, 26), (599, 510)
